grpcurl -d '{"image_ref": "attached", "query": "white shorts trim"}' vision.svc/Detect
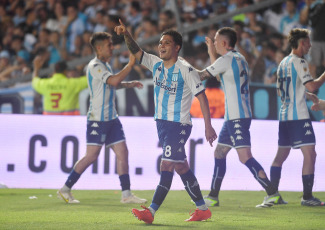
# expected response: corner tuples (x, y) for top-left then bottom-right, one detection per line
(105, 139), (125, 148)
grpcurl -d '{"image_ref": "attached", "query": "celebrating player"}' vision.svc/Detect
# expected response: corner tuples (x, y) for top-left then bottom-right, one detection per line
(270, 28), (325, 206)
(194, 27), (284, 208)
(115, 20), (217, 223)
(57, 32), (147, 204)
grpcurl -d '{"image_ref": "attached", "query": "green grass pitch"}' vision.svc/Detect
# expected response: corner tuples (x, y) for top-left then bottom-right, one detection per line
(0, 189), (324, 230)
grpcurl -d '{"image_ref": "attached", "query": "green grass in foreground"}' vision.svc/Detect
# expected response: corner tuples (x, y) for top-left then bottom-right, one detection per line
(0, 189), (324, 230)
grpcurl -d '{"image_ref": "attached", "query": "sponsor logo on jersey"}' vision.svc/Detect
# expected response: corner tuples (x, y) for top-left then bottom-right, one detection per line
(305, 130), (312, 135)
(303, 122), (311, 128)
(155, 79), (177, 93)
(91, 122), (99, 127)
(180, 130), (186, 135)
(172, 73), (178, 82)
(90, 130), (99, 135)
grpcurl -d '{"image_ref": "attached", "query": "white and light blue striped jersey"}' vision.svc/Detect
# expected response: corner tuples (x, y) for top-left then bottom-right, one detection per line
(277, 54), (313, 121)
(205, 50), (252, 121)
(140, 52), (205, 125)
(86, 57), (118, 121)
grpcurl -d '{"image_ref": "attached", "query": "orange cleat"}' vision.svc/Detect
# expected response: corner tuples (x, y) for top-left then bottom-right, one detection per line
(131, 205), (154, 224)
(185, 208), (211, 222)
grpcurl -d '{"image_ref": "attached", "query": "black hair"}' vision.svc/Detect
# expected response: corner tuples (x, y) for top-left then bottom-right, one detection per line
(161, 30), (183, 51)
(54, 61), (67, 73)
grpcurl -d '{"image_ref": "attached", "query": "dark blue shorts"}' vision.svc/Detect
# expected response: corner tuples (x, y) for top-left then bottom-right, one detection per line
(86, 118), (125, 147)
(156, 119), (192, 162)
(218, 118), (251, 148)
(278, 119), (315, 149)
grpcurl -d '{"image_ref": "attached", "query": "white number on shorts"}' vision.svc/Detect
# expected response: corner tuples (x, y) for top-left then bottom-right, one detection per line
(164, 145), (172, 157)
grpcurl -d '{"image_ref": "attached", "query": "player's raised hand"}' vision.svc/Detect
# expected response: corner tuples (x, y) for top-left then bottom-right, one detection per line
(114, 19), (127, 36)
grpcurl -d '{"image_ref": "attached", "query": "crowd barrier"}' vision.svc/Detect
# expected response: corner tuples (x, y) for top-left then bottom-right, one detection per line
(0, 114), (324, 191)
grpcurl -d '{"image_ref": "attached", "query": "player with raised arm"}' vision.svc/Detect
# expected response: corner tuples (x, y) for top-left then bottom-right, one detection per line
(57, 32), (147, 204)
(194, 27), (284, 208)
(269, 28), (325, 206)
(115, 20), (217, 223)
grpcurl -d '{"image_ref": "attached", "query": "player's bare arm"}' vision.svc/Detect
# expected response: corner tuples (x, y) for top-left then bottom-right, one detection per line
(205, 36), (217, 63)
(114, 19), (143, 60)
(118, 80), (144, 89)
(106, 54), (136, 87)
(196, 91), (217, 146)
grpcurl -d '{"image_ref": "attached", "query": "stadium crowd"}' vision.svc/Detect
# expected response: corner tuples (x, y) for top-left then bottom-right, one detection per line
(0, 0), (324, 87)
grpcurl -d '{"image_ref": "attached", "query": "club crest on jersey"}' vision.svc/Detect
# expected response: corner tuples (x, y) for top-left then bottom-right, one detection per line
(172, 73), (178, 82)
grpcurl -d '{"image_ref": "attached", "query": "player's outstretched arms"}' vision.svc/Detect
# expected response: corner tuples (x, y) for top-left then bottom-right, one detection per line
(196, 91), (218, 146)
(107, 54), (136, 87)
(114, 19), (143, 61)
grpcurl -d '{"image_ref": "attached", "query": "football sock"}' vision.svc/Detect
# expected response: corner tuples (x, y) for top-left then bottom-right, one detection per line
(119, 174), (131, 191)
(150, 171), (173, 212)
(245, 158), (276, 195)
(270, 166), (282, 191)
(302, 174), (314, 200)
(180, 169), (206, 209)
(64, 170), (81, 189)
(209, 158), (226, 198)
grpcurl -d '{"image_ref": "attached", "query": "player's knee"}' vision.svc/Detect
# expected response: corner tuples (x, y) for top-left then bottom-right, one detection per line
(175, 163), (189, 175)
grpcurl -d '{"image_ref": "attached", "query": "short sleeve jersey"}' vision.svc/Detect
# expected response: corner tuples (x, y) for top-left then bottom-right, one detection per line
(205, 50), (252, 121)
(32, 73), (88, 112)
(277, 54), (314, 121)
(140, 52), (205, 125)
(86, 57), (117, 121)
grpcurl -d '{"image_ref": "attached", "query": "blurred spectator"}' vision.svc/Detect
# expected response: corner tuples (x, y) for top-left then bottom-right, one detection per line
(48, 31), (68, 65)
(263, 3), (284, 33)
(279, 0), (300, 34)
(251, 41), (278, 83)
(194, 0), (214, 20)
(62, 4), (86, 54)
(158, 9), (176, 32)
(190, 77), (225, 118)
(126, 1), (142, 33)
(32, 56), (88, 115)
(45, 2), (68, 33)
(93, 10), (106, 33)
(104, 14), (124, 45)
(306, 0), (325, 78)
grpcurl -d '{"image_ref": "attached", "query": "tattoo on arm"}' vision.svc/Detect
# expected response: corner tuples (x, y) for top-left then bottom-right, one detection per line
(198, 70), (212, 81)
(124, 34), (140, 54)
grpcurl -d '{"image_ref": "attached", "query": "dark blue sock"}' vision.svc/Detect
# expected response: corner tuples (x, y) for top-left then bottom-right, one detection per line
(150, 171), (173, 211)
(245, 158), (276, 195)
(302, 174), (314, 200)
(270, 166), (282, 191)
(65, 170), (81, 188)
(180, 170), (204, 206)
(209, 158), (226, 198)
(119, 174), (130, 191)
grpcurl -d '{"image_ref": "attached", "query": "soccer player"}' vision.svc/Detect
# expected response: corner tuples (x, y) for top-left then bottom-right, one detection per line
(57, 32), (147, 204)
(194, 27), (283, 208)
(269, 28), (325, 206)
(32, 58), (88, 115)
(115, 20), (217, 223)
